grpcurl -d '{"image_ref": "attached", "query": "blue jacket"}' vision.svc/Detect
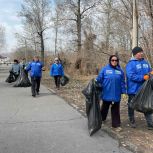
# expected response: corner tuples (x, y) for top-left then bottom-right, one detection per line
(96, 64), (126, 102)
(126, 58), (151, 95)
(11, 64), (20, 75)
(26, 61), (43, 77)
(50, 63), (64, 76)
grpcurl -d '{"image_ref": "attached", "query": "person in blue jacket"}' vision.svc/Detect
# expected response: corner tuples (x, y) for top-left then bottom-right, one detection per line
(126, 46), (153, 129)
(50, 57), (64, 90)
(10, 59), (20, 80)
(96, 55), (126, 130)
(26, 56), (44, 97)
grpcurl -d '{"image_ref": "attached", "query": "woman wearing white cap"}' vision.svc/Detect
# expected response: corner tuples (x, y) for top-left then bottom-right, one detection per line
(50, 57), (64, 89)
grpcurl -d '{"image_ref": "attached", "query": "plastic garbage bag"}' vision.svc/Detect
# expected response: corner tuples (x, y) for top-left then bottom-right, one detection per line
(60, 75), (69, 86)
(13, 68), (31, 87)
(82, 79), (102, 136)
(5, 71), (16, 83)
(130, 77), (153, 113)
(82, 79), (102, 99)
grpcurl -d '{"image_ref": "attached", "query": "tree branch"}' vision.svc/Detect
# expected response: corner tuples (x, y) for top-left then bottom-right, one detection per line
(81, 3), (96, 16)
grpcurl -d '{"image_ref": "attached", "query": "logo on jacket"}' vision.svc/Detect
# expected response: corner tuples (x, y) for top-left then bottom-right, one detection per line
(136, 64), (141, 69)
(106, 70), (113, 74)
(143, 64), (148, 68)
(115, 70), (121, 75)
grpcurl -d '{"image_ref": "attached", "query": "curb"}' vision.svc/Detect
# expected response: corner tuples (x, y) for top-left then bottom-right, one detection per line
(48, 88), (56, 94)
(102, 126), (144, 153)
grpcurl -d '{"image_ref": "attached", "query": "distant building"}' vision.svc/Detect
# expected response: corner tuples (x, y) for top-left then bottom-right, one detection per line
(0, 55), (10, 64)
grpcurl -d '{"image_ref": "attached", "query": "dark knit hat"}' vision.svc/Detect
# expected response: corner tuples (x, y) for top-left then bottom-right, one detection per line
(132, 46), (143, 56)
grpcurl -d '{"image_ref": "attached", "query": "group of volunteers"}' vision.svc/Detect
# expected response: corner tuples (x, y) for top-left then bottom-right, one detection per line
(10, 46), (153, 130)
(96, 46), (153, 131)
(10, 56), (64, 97)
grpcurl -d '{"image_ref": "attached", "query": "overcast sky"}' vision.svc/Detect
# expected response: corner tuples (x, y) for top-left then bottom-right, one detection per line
(0, 0), (23, 53)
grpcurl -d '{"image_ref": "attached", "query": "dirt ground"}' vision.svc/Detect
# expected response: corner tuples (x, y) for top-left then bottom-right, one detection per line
(42, 71), (153, 153)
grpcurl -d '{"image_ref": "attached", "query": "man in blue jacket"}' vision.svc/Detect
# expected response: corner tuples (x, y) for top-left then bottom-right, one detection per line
(26, 56), (44, 97)
(126, 46), (153, 129)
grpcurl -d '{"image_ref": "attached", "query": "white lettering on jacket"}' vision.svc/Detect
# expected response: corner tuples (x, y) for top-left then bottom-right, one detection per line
(106, 70), (113, 74)
(143, 64), (148, 68)
(136, 64), (141, 69)
(115, 70), (121, 75)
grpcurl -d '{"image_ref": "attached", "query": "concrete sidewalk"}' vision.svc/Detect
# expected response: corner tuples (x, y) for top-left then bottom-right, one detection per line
(0, 65), (132, 153)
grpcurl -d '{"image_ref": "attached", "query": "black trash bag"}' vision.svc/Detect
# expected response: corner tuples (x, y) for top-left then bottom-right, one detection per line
(82, 79), (102, 136)
(13, 68), (31, 87)
(130, 77), (153, 113)
(60, 75), (69, 86)
(82, 79), (102, 99)
(82, 80), (93, 99)
(5, 71), (16, 83)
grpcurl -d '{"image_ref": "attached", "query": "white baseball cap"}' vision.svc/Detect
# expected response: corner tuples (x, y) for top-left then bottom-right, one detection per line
(54, 57), (58, 61)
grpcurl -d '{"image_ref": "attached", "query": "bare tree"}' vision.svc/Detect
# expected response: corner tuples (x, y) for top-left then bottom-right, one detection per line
(58, 0), (98, 53)
(19, 0), (51, 63)
(52, 3), (64, 55)
(12, 46), (35, 61)
(137, 0), (153, 65)
(93, 0), (132, 52)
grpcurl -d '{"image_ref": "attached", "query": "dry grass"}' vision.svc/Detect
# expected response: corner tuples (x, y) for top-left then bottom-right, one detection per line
(42, 70), (153, 153)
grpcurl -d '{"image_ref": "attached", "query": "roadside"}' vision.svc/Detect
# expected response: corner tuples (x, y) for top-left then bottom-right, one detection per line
(0, 65), (132, 153)
(42, 71), (153, 153)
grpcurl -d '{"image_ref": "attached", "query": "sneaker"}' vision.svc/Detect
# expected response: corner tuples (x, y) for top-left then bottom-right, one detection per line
(129, 122), (136, 128)
(115, 127), (122, 132)
(32, 94), (36, 97)
(36, 92), (39, 95)
(102, 120), (107, 126)
(148, 124), (153, 130)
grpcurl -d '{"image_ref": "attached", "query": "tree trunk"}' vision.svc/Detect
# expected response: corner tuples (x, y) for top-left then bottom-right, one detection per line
(24, 39), (28, 62)
(132, 0), (138, 48)
(105, 0), (112, 52)
(40, 32), (45, 64)
(77, 0), (82, 53)
(55, 26), (58, 55)
(106, 11), (111, 51)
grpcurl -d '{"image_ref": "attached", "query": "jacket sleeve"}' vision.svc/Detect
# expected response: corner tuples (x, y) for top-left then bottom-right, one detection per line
(147, 62), (152, 72)
(41, 62), (44, 68)
(61, 65), (64, 76)
(26, 62), (31, 72)
(50, 65), (54, 76)
(96, 68), (104, 83)
(10, 65), (13, 72)
(126, 63), (144, 82)
(121, 70), (126, 94)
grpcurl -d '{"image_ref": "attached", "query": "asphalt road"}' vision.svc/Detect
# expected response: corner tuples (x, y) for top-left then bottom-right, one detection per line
(0, 64), (132, 153)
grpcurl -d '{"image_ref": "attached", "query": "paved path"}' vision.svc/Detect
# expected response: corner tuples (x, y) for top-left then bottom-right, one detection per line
(0, 65), (132, 153)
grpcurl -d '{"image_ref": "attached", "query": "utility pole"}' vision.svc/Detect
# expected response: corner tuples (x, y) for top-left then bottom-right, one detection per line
(24, 39), (28, 62)
(132, 0), (138, 48)
(54, 6), (60, 56)
(55, 25), (58, 56)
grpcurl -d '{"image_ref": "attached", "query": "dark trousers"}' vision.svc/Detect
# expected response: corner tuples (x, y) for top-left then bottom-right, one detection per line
(101, 101), (121, 128)
(31, 77), (41, 96)
(12, 72), (19, 81)
(14, 74), (19, 80)
(54, 75), (61, 88)
(128, 94), (153, 126)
